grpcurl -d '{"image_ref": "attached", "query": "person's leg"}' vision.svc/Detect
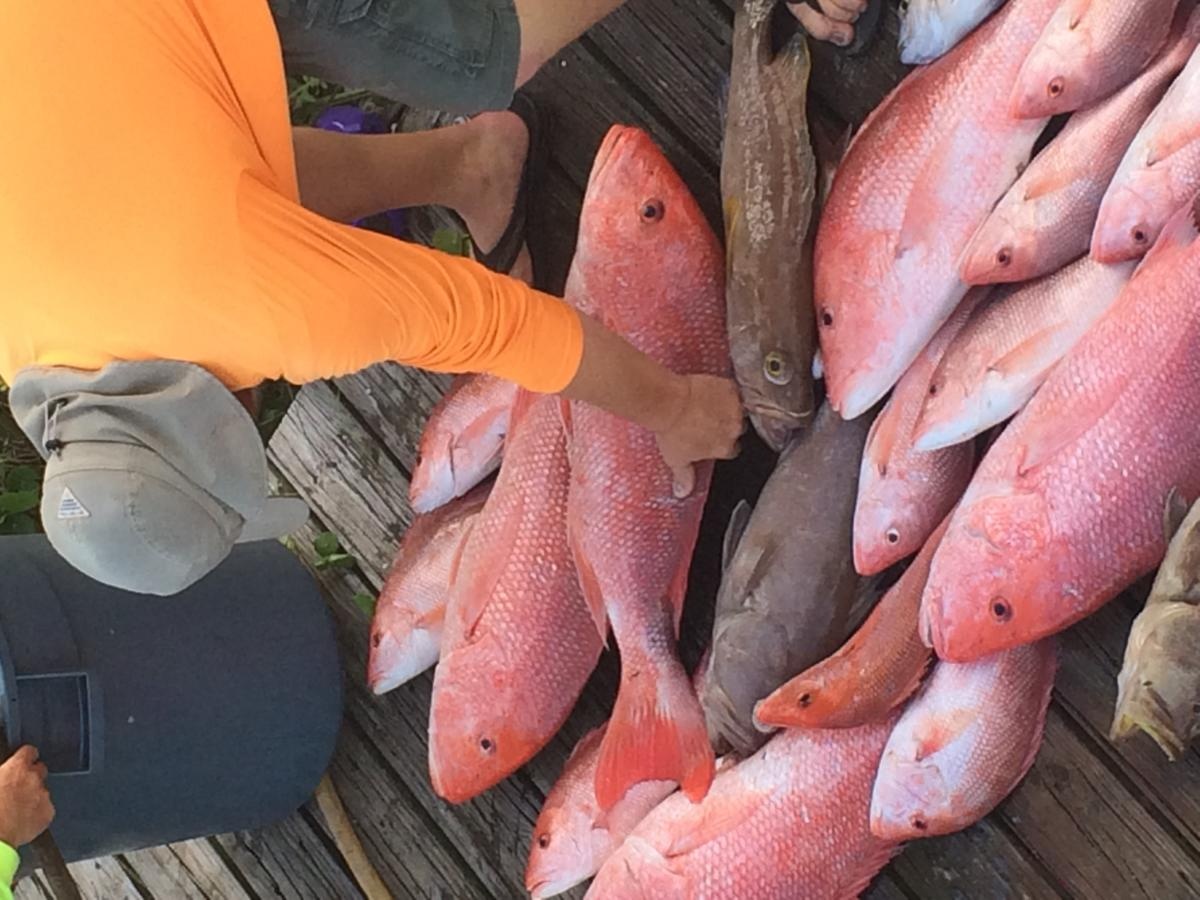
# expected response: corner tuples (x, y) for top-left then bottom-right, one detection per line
(510, 0), (624, 86)
(293, 113), (533, 279)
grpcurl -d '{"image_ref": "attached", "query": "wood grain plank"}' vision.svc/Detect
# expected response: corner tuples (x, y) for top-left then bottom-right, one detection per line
(119, 841), (253, 900)
(1052, 594), (1200, 852)
(996, 708), (1200, 899)
(213, 813), (362, 900)
(891, 821), (1062, 900)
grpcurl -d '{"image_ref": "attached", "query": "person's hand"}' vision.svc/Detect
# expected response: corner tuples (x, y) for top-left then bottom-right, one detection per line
(0, 746), (55, 848)
(787, 0), (865, 48)
(653, 374), (746, 498)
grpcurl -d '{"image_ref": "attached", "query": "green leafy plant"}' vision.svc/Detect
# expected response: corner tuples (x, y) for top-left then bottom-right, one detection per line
(353, 593), (377, 617)
(287, 75), (389, 127)
(0, 383), (44, 536)
(312, 531), (356, 570)
(431, 227), (474, 259)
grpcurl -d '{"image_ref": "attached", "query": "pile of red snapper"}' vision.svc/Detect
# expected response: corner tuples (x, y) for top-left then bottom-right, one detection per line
(360, 0), (1200, 895)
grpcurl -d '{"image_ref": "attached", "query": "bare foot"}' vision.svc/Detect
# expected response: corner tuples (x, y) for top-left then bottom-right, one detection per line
(455, 111), (533, 282)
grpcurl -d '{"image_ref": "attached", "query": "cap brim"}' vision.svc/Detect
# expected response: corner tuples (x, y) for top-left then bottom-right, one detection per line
(237, 497), (310, 543)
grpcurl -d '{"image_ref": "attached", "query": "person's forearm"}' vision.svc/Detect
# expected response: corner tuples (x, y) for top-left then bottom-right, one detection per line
(559, 314), (688, 434)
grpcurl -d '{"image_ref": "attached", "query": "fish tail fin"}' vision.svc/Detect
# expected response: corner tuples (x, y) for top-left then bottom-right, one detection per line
(595, 651), (715, 811)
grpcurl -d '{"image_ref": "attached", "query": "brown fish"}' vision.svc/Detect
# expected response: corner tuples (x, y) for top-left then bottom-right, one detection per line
(754, 517), (948, 731)
(701, 402), (875, 756)
(1112, 488), (1200, 760)
(722, 0), (819, 451)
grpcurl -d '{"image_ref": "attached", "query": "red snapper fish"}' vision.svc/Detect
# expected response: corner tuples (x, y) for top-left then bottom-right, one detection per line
(367, 482), (490, 695)
(852, 291), (981, 576)
(961, 6), (1200, 284)
(428, 393), (602, 802)
(583, 721), (899, 900)
(921, 196), (1200, 662)
(1093, 22), (1200, 262)
(409, 374), (517, 514)
(814, 0), (1062, 420)
(755, 517), (948, 731)
(871, 640), (1056, 840)
(915, 256), (1137, 453)
(563, 126), (728, 811)
(524, 656), (711, 900)
(1010, 0), (1182, 120)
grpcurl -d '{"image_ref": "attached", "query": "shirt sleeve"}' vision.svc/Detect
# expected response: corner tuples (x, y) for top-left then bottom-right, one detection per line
(237, 174), (584, 393)
(0, 842), (18, 898)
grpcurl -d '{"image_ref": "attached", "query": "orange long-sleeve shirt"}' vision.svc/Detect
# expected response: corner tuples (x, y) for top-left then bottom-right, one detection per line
(0, 1), (583, 394)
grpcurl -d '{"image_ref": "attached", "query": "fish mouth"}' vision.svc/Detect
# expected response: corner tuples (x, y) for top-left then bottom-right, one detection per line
(748, 405), (807, 452)
(588, 126), (635, 195)
(526, 875), (585, 900)
(1111, 687), (1186, 761)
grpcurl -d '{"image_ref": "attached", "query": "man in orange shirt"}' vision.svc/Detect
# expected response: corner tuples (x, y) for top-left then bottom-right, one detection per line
(1, 0), (866, 599)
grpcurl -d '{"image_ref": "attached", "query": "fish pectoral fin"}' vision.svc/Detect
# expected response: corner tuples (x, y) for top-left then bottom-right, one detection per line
(660, 784), (771, 859)
(897, 126), (978, 256)
(449, 493), (524, 636)
(567, 525), (611, 645)
(864, 395), (900, 477)
(722, 500), (753, 573)
(985, 323), (1070, 381)
(1164, 487), (1191, 546)
(1014, 378), (1125, 477)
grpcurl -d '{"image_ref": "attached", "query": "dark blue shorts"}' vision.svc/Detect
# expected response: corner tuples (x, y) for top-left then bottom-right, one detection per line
(269, 0), (521, 114)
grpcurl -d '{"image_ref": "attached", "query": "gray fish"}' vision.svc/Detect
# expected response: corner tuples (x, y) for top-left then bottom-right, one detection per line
(1112, 488), (1200, 760)
(702, 402), (875, 756)
(722, 0), (819, 452)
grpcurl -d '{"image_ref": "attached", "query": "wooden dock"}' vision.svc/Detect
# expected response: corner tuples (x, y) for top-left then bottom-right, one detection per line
(16, 1), (1200, 897)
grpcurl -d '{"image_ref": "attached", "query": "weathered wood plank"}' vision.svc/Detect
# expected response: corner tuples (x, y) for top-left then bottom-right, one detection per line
(120, 841), (254, 900)
(891, 822), (1062, 900)
(996, 708), (1200, 899)
(315, 721), (494, 899)
(16, 857), (141, 900)
(524, 41), (722, 229)
(214, 813), (363, 900)
(1052, 594), (1200, 853)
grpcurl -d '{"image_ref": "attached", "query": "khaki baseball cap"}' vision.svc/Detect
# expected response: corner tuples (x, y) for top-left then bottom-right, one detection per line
(9, 361), (309, 596)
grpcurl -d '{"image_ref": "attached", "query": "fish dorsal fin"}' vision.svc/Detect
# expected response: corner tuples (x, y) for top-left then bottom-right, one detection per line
(661, 783), (771, 859)
(985, 324), (1070, 381)
(1165, 487), (1191, 545)
(722, 500), (753, 573)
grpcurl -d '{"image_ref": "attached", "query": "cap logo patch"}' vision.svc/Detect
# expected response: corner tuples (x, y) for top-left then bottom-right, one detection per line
(57, 487), (90, 520)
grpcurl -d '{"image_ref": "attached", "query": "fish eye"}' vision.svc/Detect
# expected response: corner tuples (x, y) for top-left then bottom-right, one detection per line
(797, 692), (813, 708)
(1132, 226), (1149, 245)
(990, 598), (1013, 623)
(537, 833), (551, 850)
(928, 382), (939, 397)
(639, 199), (665, 223)
(886, 528), (900, 545)
(820, 307), (834, 328)
(1047, 77), (1064, 98)
(911, 816), (928, 832)
(371, 632), (382, 648)
(479, 737), (496, 754)
(763, 351), (793, 386)
(996, 247), (1012, 267)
